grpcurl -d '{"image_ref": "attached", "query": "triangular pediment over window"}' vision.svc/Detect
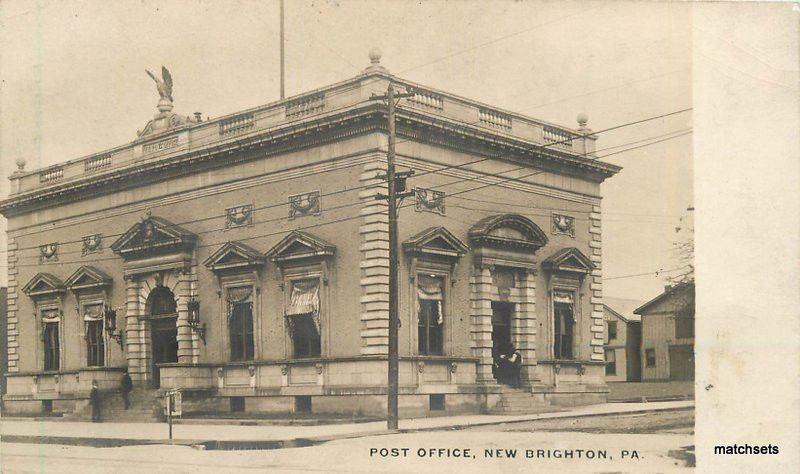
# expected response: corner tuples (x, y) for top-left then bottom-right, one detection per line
(468, 214), (548, 252)
(22, 273), (66, 298)
(266, 231), (335, 265)
(64, 266), (113, 292)
(542, 247), (595, 274)
(203, 241), (266, 273)
(403, 226), (469, 260)
(111, 216), (197, 260)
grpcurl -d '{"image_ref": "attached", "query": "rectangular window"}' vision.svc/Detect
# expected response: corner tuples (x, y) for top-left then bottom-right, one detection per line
(605, 349), (617, 375)
(417, 275), (444, 356)
(675, 316), (694, 339)
(287, 279), (321, 358)
(645, 348), (656, 368)
(86, 320), (105, 367)
(43, 321), (60, 371)
(553, 292), (575, 360)
(607, 321), (618, 341)
(84, 303), (104, 367)
(229, 301), (255, 361)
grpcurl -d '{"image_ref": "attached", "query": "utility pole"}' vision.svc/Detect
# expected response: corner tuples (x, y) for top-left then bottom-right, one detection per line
(279, 0), (285, 99)
(370, 82), (414, 430)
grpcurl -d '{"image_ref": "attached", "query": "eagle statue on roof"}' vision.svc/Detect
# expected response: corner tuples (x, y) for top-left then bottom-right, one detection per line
(146, 66), (173, 102)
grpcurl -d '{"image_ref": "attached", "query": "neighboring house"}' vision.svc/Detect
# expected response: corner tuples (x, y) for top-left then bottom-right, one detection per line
(0, 52), (620, 418)
(603, 297), (643, 382)
(634, 283), (695, 381)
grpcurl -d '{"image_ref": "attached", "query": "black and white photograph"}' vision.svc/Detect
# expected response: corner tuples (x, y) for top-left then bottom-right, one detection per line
(0, 1), (797, 472)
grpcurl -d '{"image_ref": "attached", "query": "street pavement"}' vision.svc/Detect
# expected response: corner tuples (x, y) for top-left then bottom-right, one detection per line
(1, 400), (693, 443)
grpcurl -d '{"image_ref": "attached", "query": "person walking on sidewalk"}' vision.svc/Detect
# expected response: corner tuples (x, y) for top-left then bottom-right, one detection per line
(121, 370), (133, 410)
(89, 380), (102, 422)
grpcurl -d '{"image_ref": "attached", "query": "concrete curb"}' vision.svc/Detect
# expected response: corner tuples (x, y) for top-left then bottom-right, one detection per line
(1, 404), (692, 450)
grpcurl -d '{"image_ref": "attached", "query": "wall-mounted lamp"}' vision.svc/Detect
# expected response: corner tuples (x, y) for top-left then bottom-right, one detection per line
(187, 297), (206, 345)
(103, 305), (123, 347)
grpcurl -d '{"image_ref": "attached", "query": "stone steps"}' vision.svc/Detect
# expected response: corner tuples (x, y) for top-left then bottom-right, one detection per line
(489, 386), (554, 415)
(64, 389), (164, 422)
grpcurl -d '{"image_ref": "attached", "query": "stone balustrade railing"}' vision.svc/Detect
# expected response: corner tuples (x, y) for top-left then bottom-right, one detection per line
(10, 73), (595, 196)
(219, 113), (255, 137)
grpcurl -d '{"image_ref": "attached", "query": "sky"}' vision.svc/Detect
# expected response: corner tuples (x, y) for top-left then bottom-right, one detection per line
(0, 0), (693, 302)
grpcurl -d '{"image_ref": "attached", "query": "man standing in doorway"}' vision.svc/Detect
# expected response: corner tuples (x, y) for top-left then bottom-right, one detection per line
(121, 370), (133, 410)
(89, 380), (101, 422)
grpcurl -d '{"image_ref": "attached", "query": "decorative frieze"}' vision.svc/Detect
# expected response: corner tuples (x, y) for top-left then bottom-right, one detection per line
(82, 234), (103, 255)
(288, 191), (321, 219)
(142, 136), (179, 154)
(414, 187), (445, 215)
(226, 204), (254, 228)
(39, 243), (59, 263)
(551, 213), (575, 238)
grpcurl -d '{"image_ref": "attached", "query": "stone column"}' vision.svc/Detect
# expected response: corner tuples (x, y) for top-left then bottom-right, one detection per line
(359, 159), (390, 355)
(176, 271), (194, 363)
(469, 266), (494, 383)
(514, 270), (539, 385)
(6, 238), (19, 373)
(125, 277), (146, 382)
(589, 205), (604, 362)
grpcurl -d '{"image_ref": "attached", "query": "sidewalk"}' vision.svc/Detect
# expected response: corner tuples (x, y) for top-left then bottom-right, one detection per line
(1, 400), (693, 447)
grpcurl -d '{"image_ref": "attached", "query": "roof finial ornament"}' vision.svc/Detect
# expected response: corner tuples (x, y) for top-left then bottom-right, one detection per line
(364, 48), (387, 73)
(14, 157), (26, 172)
(577, 112), (589, 131)
(146, 66), (174, 107)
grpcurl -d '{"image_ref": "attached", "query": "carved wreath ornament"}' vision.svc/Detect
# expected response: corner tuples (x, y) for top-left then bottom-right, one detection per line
(288, 191), (321, 219)
(226, 204), (253, 228)
(551, 213), (575, 237)
(82, 234), (103, 255)
(415, 188), (445, 215)
(40, 243), (58, 263)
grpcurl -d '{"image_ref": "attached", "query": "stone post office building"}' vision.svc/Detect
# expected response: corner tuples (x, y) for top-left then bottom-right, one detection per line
(1, 52), (620, 418)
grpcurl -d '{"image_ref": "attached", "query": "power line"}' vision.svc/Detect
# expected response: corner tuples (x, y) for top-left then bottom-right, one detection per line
(604, 268), (683, 281)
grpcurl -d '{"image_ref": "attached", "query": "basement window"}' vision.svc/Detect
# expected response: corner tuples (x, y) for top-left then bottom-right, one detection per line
(429, 394), (445, 411)
(295, 395), (312, 414)
(230, 396), (245, 413)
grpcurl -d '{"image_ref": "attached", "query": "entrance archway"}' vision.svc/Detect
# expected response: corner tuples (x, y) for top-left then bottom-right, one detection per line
(147, 285), (178, 388)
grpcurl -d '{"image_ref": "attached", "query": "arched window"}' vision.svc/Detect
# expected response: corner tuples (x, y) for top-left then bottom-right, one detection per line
(148, 286), (177, 318)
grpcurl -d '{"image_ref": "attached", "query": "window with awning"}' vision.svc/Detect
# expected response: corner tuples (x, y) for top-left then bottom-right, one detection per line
(417, 274), (444, 355)
(286, 279), (321, 358)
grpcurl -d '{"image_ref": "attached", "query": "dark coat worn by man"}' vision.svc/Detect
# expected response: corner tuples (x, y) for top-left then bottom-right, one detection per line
(121, 372), (133, 409)
(89, 381), (101, 422)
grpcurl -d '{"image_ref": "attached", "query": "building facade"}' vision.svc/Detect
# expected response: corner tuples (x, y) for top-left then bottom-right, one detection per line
(634, 283), (695, 381)
(603, 298), (642, 383)
(1, 53), (620, 418)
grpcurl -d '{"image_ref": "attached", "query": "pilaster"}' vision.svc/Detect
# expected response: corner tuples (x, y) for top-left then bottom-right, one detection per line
(6, 239), (18, 372)
(515, 271), (539, 383)
(470, 266), (494, 382)
(125, 277), (146, 381)
(359, 160), (390, 355)
(589, 205), (604, 361)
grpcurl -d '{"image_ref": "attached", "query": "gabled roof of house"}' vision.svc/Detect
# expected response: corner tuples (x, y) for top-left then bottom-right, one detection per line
(603, 296), (644, 323)
(633, 282), (694, 315)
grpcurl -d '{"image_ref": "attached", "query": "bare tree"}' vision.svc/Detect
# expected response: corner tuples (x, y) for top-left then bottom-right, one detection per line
(668, 208), (695, 321)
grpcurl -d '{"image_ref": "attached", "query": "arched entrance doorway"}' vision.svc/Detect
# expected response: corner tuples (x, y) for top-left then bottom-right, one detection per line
(147, 285), (178, 388)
